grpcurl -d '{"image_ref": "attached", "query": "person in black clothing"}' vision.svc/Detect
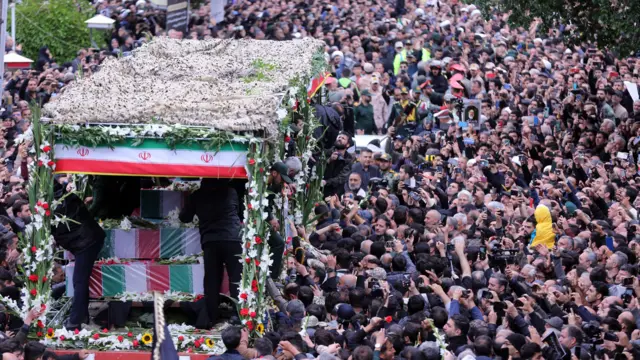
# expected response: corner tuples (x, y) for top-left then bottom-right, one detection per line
(179, 178), (242, 326)
(322, 132), (355, 197)
(51, 175), (105, 331)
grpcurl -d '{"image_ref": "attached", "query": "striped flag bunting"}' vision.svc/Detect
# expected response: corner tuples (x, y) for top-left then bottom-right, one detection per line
(66, 262), (205, 297)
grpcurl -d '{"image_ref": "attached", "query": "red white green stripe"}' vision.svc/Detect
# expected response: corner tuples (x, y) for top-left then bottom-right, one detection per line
(68, 262), (205, 297)
(54, 139), (248, 178)
(98, 228), (202, 259)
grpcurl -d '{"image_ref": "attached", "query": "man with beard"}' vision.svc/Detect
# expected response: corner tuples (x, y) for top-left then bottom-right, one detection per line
(443, 314), (470, 353)
(323, 132), (355, 197)
(345, 172), (367, 198)
(10, 200), (30, 232)
(179, 179), (242, 327)
(377, 154), (396, 187)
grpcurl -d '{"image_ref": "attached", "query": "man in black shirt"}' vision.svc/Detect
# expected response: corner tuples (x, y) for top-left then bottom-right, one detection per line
(180, 179), (242, 326)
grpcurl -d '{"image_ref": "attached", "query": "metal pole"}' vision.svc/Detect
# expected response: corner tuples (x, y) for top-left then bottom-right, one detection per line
(0, 0), (8, 107)
(10, 2), (14, 52)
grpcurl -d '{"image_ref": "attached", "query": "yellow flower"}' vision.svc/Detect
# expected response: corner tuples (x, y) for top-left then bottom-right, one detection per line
(257, 323), (265, 334)
(205, 338), (215, 347)
(141, 333), (153, 345)
(45, 332), (54, 339)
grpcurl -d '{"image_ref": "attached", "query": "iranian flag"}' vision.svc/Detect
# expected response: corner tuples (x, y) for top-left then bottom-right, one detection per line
(98, 228), (202, 259)
(54, 139), (248, 178)
(67, 262), (206, 297)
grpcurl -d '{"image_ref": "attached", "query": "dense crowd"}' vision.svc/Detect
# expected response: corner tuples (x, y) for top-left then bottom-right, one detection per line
(0, 0), (639, 359)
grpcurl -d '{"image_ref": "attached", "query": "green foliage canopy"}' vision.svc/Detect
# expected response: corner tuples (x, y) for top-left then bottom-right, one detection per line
(11, 0), (103, 63)
(475, 0), (640, 56)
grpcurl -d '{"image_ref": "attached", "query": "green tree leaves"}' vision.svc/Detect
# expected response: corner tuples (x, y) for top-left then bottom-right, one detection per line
(11, 0), (104, 62)
(475, 0), (640, 56)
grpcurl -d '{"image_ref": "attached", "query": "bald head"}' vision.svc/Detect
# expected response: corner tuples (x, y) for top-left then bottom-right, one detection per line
(425, 210), (441, 226)
(381, 253), (393, 265)
(339, 274), (357, 289)
(3, 354), (18, 360)
(360, 240), (373, 254)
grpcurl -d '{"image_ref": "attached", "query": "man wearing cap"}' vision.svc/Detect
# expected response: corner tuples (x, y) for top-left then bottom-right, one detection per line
(378, 153), (396, 187)
(355, 89), (376, 134)
(428, 61), (448, 94)
(393, 41), (408, 76)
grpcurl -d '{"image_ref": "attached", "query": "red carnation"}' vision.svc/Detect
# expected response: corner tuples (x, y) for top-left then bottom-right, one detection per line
(47, 328), (54, 335)
(36, 332), (43, 337)
(37, 160), (43, 167)
(117, 335), (124, 342)
(240, 293), (248, 300)
(259, 167), (264, 173)
(248, 159), (256, 166)
(45, 210), (51, 216)
(250, 311), (257, 318)
(247, 321), (254, 330)
(41, 304), (46, 310)
(42, 276), (47, 282)
(31, 246), (37, 253)
(187, 348), (193, 353)
(59, 335), (65, 341)
(255, 236), (262, 244)
(36, 201), (42, 207)
(315, 203), (319, 207)
(245, 242), (251, 249)
(247, 203), (253, 210)
(245, 257), (251, 264)
(42, 203), (49, 210)
(42, 145), (51, 153)
(74, 329), (79, 335)
(93, 333), (100, 340)
(240, 308), (249, 317)
(47, 161), (55, 167)
(37, 320), (44, 329)
(102, 328), (108, 333)
(285, 136), (291, 142)
(127, 332), (133, 337)
(286, 237), (292, 244)
(29, 274), (38, 282)
(194, 340), (201, 348)
(385, 316), (392, 323)
(133, 340), (139, 347)
(252, 280), (258, 287)
(254, 260), (260, 266)
(178, 336), (184, 342)
(30, 288), (37, 296)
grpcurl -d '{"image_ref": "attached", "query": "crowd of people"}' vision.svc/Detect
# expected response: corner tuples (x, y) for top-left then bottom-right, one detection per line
(0, 0), (639, 359)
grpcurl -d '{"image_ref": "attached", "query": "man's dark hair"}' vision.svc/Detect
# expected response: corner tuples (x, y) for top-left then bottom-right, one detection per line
(625, 187), (638, 203)
(254, 337), (274, 357)
(407, 295), (425, 315)
(391, 254), (407, 272)
(370, 242), (386, 258)
(333, 248), (351, 269)
(280, 332), (305, 353)
(592, 281), (609, 299)
(314, 328), (336, 346)
(298, 286), (314, 307)
(284, 283), (299, 300)
(474, 335), (493, 356)
(565, 325), (584, 345)
(431, 306), (448, 329)
(306, 303), (326, 321)
(451, 314), (470, 335)
(400, 164), (414, 177)
(0, 339), (22, 355)
(349, 288), (366, 309)
(24, 341), (47, 360)
(11, 200), (28, 216)
(352, 345), (373, 360)
(589, 266), (607, 283)
(220, 326), (242, 350)
(519, 342), (542, 359)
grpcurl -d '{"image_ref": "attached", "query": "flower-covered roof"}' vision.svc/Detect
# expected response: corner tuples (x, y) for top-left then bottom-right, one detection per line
(43, 37), (324, 135)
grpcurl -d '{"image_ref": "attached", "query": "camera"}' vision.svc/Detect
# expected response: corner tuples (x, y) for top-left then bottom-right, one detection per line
(621, 287), (634, 304)
(368, 278), (382, 291)
(488, 246), (519, 269)
(481, 291), (494, 300)
(446, 243), (455, 252)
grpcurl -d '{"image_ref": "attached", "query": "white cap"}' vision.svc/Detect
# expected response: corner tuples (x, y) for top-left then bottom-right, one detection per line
(440, 20), (451, 28)
(395, 41), (403, 48)
(564, 48), (572, 54)
(511, 156), (521, 166)
(542, 59), (552, 70)
(471, 9), (481, 17)
(331, 51), (344, 59)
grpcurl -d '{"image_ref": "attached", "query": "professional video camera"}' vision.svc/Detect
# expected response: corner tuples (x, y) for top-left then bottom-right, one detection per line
(488, 243), (519, 269)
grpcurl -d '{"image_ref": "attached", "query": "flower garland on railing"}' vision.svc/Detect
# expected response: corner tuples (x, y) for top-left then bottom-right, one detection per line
(38, 324), (224, 354)
(115, 290), (202, 303)
(237, 139), (273, 337)
(0, 109), (57, 323)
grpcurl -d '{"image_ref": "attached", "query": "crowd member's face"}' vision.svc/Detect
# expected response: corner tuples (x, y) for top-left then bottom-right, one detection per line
(374, 218), (388, 235)
(348, 174), (361, 191)
(443, 318), (460, 337)
(559, 328), (575, 349)
(17, 204), (31, 219)
(360, 151), (373, 166)
(446, 182), (459, 197)
(379, 160), (390, 171)
(488, 277), (504, 293)
(585, 285), (600, 304)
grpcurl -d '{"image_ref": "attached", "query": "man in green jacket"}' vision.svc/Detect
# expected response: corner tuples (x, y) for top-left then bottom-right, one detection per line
(355, 89), (376, 134)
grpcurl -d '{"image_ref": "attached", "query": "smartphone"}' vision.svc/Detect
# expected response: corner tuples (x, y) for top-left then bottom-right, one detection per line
(479, 246), (486, 260)
(533, 116), (539, 126)
(529, 134), (537, 142)
(463, 137), (475, 145)
(551, 161), (556, 173)
(409, 191), (421, 201)
(603, 332), (619, 342)
(385, 241), (394, 249)
(604, 163), (614, 171)
(543, 107), (550, 118)
(623, 277), (634, 286)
